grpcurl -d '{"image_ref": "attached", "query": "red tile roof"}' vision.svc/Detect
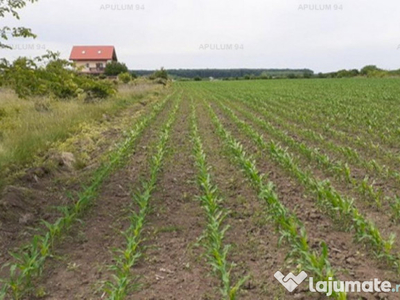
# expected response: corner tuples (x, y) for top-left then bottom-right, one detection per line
(69, 45), (117, 61)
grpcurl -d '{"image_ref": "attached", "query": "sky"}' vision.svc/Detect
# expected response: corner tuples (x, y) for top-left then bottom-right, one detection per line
(1, 0), (400, 73)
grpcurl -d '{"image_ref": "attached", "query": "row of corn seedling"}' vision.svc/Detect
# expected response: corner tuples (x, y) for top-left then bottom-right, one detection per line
(207, 84), (400, 178)
(211, 100), (399, 270)
(190, 101), (248, 300)
(234, 92), (400, 181)
(217, 90), (400, 195)
(103, 97), (181, 300)
(231, 85), (400, 153)
(259, 90), (400, 153)
(0, 92), (176, 300)
(200, 99), (346, 299)
(217, 99), (400, 221)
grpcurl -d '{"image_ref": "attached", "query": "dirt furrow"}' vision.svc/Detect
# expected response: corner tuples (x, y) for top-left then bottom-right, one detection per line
(210, 101), (400, 300)
(223, 99), (400, 254)
(194, 101), (296, 299)
(132, 96), (215, 300)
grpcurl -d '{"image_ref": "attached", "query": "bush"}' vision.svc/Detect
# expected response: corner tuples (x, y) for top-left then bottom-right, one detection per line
(78, 76), (116, 101)
(104, 61), (128, 76)
(150, 67), (168, 80)
(130, 71), (138, 79)
(118, 72), (132, 84)
(0, 52), (116, 99)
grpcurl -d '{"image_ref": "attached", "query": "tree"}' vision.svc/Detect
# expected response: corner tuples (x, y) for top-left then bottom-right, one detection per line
(129, 71), (138, 79)
(104, 61), (128, 76)
(0, 0), (38, 49)
(150, 67), (168, 80)
(360, 65), (380, 76)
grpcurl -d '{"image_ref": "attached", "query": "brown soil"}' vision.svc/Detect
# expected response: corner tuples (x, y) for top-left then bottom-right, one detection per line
(223, 98), (400, 255)
(209, 101), (400, 299)
(0, 87), (398, 300)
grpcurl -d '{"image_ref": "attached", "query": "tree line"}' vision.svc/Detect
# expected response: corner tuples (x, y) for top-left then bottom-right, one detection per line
(132, 68), (314, 79)
(132, 66), (400, 81)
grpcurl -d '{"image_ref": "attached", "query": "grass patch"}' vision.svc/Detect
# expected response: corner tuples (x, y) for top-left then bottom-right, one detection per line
(0, 83), (166, 187)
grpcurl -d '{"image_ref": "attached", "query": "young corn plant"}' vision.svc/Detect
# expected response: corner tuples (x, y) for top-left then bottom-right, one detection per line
(190, 102), (248, 300)
(104, 98), (181, 300)
(226, 91), (398, 182)
(214, 101), (399, 271)
(0, 93), (176, 300)
(218, 97), (394, 213)
(203, 101), (346, 299)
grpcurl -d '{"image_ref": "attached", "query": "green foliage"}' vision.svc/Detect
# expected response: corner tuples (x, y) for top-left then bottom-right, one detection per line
(118, 72), (132, 84)
(0, 52), (116, 99)
(131, 66), (400, 80)
(360, 65), (380, 76)
(149, 67), (168, 80)
(133, 68), (314, 79)
(129, 71), (137, 79)
(0, 0), (38, 49)
(104, 61), (128, 76)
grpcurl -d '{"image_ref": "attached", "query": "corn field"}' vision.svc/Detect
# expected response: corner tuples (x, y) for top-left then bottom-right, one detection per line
(1, 78), (400, 299)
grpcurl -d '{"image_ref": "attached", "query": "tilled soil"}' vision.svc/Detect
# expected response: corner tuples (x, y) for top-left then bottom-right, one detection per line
(209, 101), (400, 299)
(1, 88), (399, 300)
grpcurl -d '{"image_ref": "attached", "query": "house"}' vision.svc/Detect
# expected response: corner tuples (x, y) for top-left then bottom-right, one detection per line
(69, 45), (118, 74)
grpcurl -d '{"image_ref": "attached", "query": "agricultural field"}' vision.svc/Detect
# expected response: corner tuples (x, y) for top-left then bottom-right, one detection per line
(1, 78), (400, 299)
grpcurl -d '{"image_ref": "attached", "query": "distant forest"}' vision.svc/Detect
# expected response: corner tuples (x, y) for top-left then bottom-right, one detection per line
(132, 66), (400, 80)
(132, 68), (314, 79)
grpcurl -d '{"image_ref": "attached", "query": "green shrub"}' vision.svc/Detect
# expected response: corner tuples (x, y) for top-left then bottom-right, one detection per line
(0, 52), (116, 99)
(118, 72), (132, 84)
(150, 67), (168, 80)
(104, 61), (128, 76)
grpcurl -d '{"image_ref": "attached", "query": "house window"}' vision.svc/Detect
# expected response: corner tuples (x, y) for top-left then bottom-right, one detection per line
(86, 63), (90, 68)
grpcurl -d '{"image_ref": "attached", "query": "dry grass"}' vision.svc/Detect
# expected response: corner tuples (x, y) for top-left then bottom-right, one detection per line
(0, 82), (165, 183)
